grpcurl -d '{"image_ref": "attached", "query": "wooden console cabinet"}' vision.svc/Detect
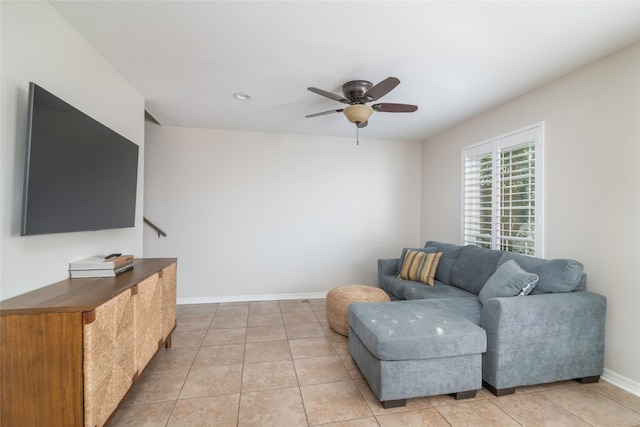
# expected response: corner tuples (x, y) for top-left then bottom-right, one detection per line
(0, 258), (177, 427)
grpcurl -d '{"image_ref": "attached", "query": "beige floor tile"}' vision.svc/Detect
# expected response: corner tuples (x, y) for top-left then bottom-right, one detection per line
(245, 324), (287, 342)
(313, 309), (327, 322)
(216, 304), (249, 316)
(145, 346), (198, 374)
(300, 380), (373, 425)
(283, 311), (320, 324)
(210, 314), (249, 329)
(318, 418), (380, 427)
(289, 337), (337, 359)
(170, 329), (206, 348)
(202, 327), (247, 346)
(179, 304), (219, 318)
(339, 355), (365, 381)
(587, 381), (640, 413)
(321, 322), (348, 343)
(109, 401), (175, 427)
(167, 394), (240, 427)
(309, 299), (327, 312)
(294, 355), (351, 385)
(247, 312), (284, 327)
(331, 339), (350, 356)
(244, 340), (292, 363)
(285, 322), (326, 339)
(125, 370), (189, 405)
(241, 359), (299, 392)
(191, 343), (245, 369)
(376, 408), (451, 427)
(175, 316), (213, 332)
(544, 386), (640, 426)
(492, 392), (590, 426)
(279, 300), (314, 313)
(248, 301), (281, 314)
(179, 364), (243, 398)
(435, 399), (519, 426)
(238, 387), (307, 427)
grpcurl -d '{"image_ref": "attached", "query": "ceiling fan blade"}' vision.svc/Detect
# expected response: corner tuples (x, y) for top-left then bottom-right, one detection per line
(372, 103), (418, 113)
(305, 109), (344, 118)
(364, 77), (400, 101)
(307, 87), (349, 104)
(357, 121), (368, 128)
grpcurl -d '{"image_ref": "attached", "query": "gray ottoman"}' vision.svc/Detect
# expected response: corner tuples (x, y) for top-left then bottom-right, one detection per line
(348, 300), (486, 408)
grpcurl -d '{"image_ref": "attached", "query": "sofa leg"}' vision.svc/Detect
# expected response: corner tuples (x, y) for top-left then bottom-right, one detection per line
(455, 390), (477, 400)
(577, 375), (600, 384)
(381, 399), (406, 409)
(483, 381), (516, 397)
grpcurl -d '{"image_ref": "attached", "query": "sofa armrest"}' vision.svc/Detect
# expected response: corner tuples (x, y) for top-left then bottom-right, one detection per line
(480, 291), (606, 391)
(378, 258), (399, 287)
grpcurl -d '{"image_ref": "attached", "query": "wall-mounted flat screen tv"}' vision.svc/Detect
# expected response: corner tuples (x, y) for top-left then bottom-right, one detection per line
(20, 82), (139, 236)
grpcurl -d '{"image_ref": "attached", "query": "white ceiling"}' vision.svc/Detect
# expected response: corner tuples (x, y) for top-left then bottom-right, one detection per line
(51, 1), (640, 141)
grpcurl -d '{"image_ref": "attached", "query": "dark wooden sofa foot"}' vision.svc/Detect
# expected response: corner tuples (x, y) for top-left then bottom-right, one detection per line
(577, 375), (600, 384)
(381, 399), (406, 409)
(454, 390), (477, 400)
(483, 381), (516, 396)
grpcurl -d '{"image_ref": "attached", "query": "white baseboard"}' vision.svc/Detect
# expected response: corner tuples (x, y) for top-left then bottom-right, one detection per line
(602, 369), (640, 397)
(177, 291), (328, 305)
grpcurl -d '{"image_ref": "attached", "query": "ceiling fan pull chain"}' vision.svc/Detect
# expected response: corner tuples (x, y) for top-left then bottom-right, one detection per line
(356, 126), (359, 145)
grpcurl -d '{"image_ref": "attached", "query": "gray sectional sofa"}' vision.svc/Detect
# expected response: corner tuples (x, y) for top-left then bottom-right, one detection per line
(347, 241), (606, 407)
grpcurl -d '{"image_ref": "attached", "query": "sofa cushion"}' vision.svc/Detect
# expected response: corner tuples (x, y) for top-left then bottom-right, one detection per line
(402, 280), (478, 300)
(424, 241), (464, 284)
(449, 245), (503, 294)
(398, 250), (442, 286)
(348, 300), (486, 361)
(498, 252), (584, 294)
(478, 260), (539, 305)
(397, 246), (437, 274)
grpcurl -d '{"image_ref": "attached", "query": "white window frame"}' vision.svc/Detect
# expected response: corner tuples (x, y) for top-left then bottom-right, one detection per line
(461, 123), (544, 257)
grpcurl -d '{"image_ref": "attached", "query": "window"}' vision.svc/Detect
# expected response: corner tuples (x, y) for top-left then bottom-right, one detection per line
(462, 124), (543, 256)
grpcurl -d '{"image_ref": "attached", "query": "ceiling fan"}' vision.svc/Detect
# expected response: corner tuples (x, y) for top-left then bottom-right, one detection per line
(305, 77), (418, 128)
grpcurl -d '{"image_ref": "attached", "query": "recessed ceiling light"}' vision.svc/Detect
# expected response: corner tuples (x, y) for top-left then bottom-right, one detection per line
(233, 92), (251, 101)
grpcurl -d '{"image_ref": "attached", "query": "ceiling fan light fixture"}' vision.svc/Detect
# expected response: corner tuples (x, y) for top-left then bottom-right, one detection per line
(343, 104), (373, 124)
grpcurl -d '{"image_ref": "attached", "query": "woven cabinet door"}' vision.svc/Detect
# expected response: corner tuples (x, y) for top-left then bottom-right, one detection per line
(83, 289), (135, 427)
(160, 262), (177, 340)
(134, 273), (164, 373)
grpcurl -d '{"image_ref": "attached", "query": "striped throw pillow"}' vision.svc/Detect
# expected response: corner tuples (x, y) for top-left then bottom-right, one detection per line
(398, 249), (443, 286)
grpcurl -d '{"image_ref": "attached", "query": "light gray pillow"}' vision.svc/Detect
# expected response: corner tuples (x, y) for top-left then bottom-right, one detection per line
(478, 259), (539, 306)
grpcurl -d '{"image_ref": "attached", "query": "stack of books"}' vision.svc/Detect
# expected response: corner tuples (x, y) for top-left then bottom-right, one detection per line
(69, 254), (134, 278)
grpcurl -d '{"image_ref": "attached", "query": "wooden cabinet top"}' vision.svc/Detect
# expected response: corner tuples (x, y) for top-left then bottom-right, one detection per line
(0, 258), (177, 315)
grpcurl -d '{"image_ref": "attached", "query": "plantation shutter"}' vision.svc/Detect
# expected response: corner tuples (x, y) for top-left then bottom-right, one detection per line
(462, 125), (543, 256)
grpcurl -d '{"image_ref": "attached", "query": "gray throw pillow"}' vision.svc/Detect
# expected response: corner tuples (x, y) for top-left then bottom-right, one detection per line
(397, 246), (437, 274)
(478, 259), (539, 306)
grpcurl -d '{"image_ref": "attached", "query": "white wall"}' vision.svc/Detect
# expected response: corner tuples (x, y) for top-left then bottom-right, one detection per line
(0, 2), (144, 300)
(421, 43), (640, 393)
(144, 124), (421, 302)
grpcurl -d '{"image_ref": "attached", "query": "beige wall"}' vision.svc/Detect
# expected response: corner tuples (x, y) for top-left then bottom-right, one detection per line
(143, 125), (422, 302)
(421, 43), (640, 392)
(1, 2), (144, 299)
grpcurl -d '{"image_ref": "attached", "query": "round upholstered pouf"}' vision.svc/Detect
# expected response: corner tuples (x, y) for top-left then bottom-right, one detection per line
(326, 285), (390, 336)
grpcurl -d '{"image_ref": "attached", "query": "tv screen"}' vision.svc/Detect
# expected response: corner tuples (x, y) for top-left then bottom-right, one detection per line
(20, 82), (139, 236)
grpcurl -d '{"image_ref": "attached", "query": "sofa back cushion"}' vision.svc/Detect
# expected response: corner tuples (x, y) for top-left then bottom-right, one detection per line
(497, 252), (584, 294)
(424, 241), (464, 284)
(450, 245), (503, 294)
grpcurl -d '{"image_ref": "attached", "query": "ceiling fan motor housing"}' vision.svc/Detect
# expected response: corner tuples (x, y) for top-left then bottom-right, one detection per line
(342, 80), (373, 103)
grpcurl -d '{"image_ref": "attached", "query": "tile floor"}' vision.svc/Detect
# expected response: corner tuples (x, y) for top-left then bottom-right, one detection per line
(110, 299), (640, 427)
